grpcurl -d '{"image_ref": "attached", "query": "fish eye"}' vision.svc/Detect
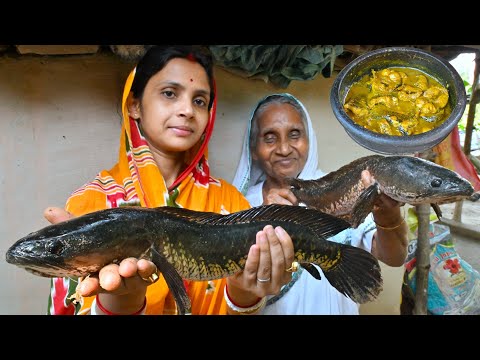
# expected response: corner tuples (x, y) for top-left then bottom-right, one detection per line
(47, 241), (63, 255)
(431, 178), (442, 188)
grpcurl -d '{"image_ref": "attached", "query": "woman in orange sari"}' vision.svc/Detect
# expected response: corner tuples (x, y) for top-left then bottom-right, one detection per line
(45, 45), (295, 315)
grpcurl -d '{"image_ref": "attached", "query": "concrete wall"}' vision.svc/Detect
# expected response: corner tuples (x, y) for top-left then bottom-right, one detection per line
(0, 53), (404, 315)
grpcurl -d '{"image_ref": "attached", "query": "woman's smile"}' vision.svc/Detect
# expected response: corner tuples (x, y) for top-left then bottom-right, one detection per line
(274, 158), (296, 167)
(169, 125), (194, 137)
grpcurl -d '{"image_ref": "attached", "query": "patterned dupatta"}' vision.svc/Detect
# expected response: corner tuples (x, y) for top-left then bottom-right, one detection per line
(48, 67), (250, 315)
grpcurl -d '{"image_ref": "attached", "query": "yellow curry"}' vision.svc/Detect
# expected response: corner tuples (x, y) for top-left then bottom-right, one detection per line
(343, 67), (451, 136)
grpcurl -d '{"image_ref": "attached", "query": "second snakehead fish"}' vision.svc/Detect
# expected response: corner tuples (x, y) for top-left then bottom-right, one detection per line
(288, 155), (477, 228)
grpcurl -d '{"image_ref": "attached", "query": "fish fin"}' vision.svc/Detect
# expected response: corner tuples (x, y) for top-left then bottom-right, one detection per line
(301, 263), (321, 280)
(318, 243), (383, 304)
(431, 203), (442, 219)
(156, 204), (351, 240)
(151, 247), (191, 315)
(351, 183), (380, 228)
(242, 205), (351, 239)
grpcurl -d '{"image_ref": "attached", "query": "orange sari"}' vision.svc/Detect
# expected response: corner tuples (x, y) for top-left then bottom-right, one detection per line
(47, 69), (250, 315)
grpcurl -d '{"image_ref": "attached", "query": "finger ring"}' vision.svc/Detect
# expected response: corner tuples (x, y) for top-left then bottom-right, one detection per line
(257, 277), (271, 283)
(285, 261), (299, 273)
(141, 265), (160, 284)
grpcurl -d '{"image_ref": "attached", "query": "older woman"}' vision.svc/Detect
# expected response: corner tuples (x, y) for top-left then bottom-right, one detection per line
(232, 93), (408, 314)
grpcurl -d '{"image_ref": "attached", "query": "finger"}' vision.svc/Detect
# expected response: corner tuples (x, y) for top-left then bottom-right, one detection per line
(241, 243), (260, 283)
(279, 188), (298, 205)
(265, 225), (288, 286)
(98, 263), (122, 292)
(264, 194), (293, 205)
(361, 170), (376, 188)
(264, 188), (296, 205)
(118, 257), (140, 278)
(43, 207), (74, 224)
(136, 259), (158, 280)
(256, 228), (272, 285)
(274, 226), (295, 283)
(77, 275), (101, 297)
(275, 226), (295, 264)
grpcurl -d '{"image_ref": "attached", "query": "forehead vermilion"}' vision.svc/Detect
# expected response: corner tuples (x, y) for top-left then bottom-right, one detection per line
(153, 58), (210, 90)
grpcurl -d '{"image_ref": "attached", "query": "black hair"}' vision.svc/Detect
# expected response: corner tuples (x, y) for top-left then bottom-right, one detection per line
(130, 45), (215, 110)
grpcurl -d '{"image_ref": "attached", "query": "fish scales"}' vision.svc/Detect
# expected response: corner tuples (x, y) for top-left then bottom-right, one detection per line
(6, 204), (384, 314)
(152, 205), (355, 279)
(288, 155), (476, 228)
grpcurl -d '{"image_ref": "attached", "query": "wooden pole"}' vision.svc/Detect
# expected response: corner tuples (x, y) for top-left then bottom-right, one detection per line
(463, 53), (480, 156)
(413, 204), (431, 315)
(453, 200), (464, 222)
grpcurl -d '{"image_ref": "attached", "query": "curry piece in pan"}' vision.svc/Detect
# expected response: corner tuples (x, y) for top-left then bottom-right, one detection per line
(343, 67), (451, 136)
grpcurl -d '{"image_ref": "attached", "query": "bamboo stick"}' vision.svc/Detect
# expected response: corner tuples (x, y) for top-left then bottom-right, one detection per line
(413, 204), (431, 315)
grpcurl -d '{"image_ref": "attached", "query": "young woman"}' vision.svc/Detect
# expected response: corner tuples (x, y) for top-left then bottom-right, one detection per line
(45, 46), (296, 315)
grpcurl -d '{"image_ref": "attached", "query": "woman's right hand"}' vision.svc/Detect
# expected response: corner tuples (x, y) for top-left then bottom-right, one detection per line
(44, 207), (159, 314)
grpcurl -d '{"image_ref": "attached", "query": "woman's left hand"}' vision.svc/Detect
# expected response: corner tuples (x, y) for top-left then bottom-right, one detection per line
(225, 225), (295, 307)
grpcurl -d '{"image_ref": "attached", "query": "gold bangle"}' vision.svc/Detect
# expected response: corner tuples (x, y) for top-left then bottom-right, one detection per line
(374, 207), (406, 231)
(374, 217), (405, 230)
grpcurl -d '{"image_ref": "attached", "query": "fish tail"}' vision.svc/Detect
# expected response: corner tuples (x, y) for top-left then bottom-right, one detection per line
(320, 245), (383, 304)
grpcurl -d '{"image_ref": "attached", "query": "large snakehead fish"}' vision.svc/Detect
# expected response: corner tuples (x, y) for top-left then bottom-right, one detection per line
(5, 204), (383, 315)
(287, 154), (477, 228)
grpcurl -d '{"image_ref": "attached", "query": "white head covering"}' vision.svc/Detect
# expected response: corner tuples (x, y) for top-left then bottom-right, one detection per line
(232, 93), (323, 202)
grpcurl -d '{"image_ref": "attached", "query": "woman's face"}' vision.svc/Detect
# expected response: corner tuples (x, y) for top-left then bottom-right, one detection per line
(252, 103), (309, 181)
(129, 58), (211, 156)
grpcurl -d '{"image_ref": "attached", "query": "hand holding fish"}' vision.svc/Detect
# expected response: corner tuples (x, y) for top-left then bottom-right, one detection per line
(225, 224), (295, 313)
(358, 170), (409, 266)
(44, 206), (159, 315)
(360, 169), (406, 215)
(263, 187), (297, 206)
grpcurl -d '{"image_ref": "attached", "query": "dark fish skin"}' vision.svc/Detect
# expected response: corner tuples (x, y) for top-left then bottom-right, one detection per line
(6, 204), (383, 314)
(288, 155), (475, 228)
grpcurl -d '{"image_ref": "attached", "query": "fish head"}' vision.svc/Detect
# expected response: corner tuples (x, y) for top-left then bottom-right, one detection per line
(6, 221), (109, 278)
(378, 156), (474, 205)
(5, 209), (152, 278)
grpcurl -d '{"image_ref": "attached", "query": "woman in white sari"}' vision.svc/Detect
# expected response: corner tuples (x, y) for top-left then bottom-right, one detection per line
(232, 93), (408, 314)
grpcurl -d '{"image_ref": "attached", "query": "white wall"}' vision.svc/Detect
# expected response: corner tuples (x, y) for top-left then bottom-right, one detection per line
(0, 53), (403, 314)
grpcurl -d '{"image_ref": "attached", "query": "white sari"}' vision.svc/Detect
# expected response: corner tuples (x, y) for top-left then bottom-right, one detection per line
(232, 93), (376, 314)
